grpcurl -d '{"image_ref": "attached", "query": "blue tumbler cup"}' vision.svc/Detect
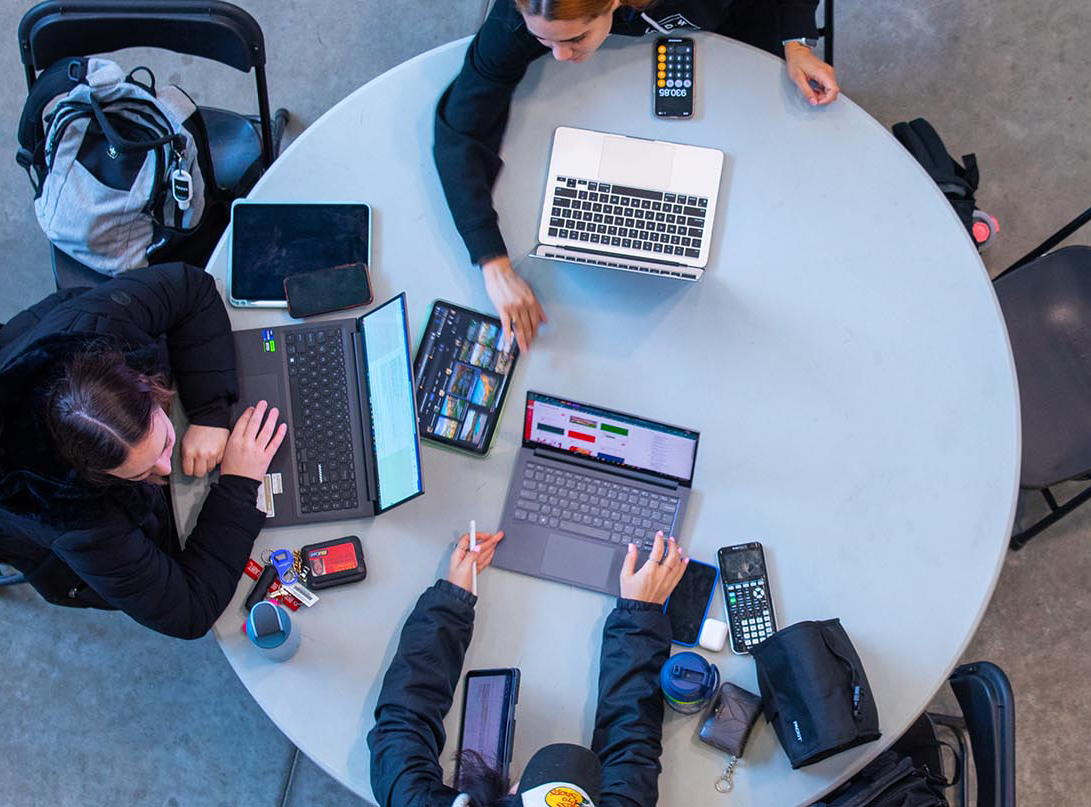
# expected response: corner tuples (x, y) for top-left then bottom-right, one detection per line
(660, 651), (720, 714)
(245, 601), (301, 662)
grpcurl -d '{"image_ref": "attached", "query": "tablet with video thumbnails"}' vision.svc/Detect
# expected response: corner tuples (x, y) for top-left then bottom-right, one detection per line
(228, 201), (371, 308)
(412, 301), (519, 456)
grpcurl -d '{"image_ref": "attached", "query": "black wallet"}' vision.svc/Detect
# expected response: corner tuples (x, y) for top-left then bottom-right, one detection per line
(698, 682), (762, 792)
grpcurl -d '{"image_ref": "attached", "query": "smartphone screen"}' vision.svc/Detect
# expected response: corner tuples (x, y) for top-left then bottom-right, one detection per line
(455, 668), (519, 783)
(664, 559), (718, 645)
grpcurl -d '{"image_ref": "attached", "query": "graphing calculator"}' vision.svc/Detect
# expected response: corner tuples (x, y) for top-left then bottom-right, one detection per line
(718, 542), (778, 654)
(654, 36), (694, 118)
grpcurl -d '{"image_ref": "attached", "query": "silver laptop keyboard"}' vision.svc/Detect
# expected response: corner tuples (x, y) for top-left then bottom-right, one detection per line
(513, 461), (679, 550)
(548, 176), (709, 259)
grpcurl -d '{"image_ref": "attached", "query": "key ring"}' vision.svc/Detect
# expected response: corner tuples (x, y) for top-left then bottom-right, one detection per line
(269, 548), (298, 586)
(715, 755), (738, 793)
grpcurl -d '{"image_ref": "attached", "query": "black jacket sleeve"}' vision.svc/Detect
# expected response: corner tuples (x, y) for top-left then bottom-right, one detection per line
(367, 580), (477, 807)
(777, 0), (820, 40)
(434, 0), (547, 264)
(49, 475), (264, 639)
(59, 262), (238, 429)
(591, 598), (673, 807)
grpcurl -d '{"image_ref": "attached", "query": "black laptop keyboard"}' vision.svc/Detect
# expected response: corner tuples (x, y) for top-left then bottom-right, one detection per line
(285, 328), (359, 514)
(548, 176), (709, 259)
(513, 461), (679, 550)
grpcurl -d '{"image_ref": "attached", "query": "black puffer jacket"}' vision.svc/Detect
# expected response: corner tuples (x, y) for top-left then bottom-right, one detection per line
(434, 0), (820, 264)
(0, 264), (265, 639)
(367, 580), (673, 807)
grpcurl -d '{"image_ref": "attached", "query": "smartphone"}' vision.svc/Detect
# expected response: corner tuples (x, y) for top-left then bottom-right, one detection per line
(283, 261), (373, 318)
(455, 668), (520, 784)
(663, 559), (718, 646)
(654, 36), (695, 118)
(717, 542), (777, 655)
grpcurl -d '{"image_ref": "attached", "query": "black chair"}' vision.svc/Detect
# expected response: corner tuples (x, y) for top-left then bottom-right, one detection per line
(894, 662), (1016, 807)
(992, 204), (1091, 550)
(819, 0), (834, 66)
(17, 0), (289, 289)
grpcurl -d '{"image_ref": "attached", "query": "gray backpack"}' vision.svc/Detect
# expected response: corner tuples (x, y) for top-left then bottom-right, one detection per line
(17, 57), (213, 275)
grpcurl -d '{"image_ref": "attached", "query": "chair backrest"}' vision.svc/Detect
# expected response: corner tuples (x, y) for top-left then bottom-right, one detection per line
(950, 662), (1016, 807)
(18, 0), (266, 85)
(17, 0), (275, 167)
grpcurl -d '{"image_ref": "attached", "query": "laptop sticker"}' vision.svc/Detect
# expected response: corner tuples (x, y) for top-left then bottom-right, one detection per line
(261, 328), (276, 352)
(256, 474), (276, 518)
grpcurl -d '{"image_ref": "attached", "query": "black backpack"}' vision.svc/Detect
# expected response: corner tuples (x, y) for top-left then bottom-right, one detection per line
(812, 749), (950, 807)
(892, 117), (997, 250)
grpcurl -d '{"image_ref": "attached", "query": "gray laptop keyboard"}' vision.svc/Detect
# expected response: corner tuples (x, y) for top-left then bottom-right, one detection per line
(513, 460), (679, 550)
(548, 176), (709, 259)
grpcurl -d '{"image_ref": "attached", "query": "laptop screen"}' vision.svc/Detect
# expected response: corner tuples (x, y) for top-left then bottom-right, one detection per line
(522, 391), (699, 485)
(360, 294), (424, 511)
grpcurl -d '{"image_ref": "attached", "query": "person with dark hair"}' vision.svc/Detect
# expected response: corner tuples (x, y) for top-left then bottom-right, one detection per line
(0, 263), (286, 639)
(367, 528), (688, 806)
(435, 0), (839, 354)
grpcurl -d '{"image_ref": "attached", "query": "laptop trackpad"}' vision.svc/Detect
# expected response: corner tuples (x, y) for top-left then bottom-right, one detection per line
(541, 534), (614, 590)
(599, 136), (674, 190)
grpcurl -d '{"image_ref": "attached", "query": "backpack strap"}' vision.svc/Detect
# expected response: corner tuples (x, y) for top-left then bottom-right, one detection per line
(16, 58), (89, 192)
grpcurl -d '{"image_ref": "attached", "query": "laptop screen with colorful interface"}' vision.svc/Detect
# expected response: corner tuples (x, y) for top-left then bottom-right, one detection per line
(522, 392), (698, 484)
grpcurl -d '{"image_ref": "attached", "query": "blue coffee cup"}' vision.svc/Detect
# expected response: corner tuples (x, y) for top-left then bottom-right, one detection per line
(660, 651), (720, 714)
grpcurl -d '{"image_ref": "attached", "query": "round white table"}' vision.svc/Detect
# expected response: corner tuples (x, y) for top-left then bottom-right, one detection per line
(171, 33), (1019, 806)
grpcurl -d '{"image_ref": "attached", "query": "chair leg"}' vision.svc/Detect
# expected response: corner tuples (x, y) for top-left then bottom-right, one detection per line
(1010, 483), (1091, 550)
(272, 108), (290, 159)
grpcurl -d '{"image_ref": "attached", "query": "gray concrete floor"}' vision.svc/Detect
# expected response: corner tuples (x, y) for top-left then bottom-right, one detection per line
(1, 0), (1088, 804)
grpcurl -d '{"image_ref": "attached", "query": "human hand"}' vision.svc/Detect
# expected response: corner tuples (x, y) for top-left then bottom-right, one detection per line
(180, 424), (229, 477)
(447, 530), (505, 594)
(619, 531), (688, 605)
(481, 255), (546, 352)
(785, 42), (839, 106)
(219, 400), (288, 482)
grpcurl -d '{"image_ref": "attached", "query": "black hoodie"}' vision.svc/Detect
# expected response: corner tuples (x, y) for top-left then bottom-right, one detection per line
(434, 0), (819, 264)
(0, 263), (264, 639)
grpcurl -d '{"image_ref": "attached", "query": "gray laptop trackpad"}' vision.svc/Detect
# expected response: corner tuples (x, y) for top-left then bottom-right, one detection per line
(540, 534), (614, 590)
(599, 136), (673, 190)
(237, 373), (282, 417)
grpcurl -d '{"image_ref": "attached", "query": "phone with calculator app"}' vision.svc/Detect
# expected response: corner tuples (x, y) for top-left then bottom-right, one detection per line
(654, 37), (695, 118)
(718, 542), (777, 654)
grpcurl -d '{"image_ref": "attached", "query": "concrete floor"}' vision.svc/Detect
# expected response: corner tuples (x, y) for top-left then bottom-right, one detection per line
(1, 0), (1089, 804)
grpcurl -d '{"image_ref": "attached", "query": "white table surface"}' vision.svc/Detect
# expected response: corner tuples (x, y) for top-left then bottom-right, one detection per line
(171, 33), (1020, 806)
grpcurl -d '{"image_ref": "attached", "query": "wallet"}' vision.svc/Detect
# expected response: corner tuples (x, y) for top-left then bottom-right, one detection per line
(698, 682), (763, 758)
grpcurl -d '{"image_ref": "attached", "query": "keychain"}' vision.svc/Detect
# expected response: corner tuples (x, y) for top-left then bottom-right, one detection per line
(269, 548), (298, 585)
(715, 755), (738, 793)
(170, 147), (192, 211)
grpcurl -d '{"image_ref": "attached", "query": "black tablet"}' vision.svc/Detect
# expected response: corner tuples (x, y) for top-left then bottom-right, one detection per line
(413, 301), (520, 456)
(228, 201), (371, 307)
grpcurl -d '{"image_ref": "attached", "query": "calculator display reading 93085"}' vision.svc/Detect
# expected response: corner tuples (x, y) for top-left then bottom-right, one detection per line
(654, 37), (694, 118)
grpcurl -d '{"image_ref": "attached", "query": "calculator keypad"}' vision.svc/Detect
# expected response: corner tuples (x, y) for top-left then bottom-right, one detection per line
(657, 42), (693, 92)
(724, 578), (776, 653)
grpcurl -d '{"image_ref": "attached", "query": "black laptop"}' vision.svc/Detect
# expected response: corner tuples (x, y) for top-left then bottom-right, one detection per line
(230, 293), (424, 527)
(494, 391), (699, 595)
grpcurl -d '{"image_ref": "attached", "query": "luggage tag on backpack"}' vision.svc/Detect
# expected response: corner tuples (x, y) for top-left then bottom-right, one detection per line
(170, 146), (192, 211)
(171, 167), (192, 211)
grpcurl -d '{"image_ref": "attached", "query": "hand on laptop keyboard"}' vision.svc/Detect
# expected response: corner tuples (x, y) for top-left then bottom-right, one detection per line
(221, 400), (288, 483)
(620, 531), (688, 605)
(481, 255), (546, 352)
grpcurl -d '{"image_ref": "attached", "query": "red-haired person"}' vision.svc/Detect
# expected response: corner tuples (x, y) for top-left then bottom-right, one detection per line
(435, 0), (838, 353)
(0, 264), (286, 638)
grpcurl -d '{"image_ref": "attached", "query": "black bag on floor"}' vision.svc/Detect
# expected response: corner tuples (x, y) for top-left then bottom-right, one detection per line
(811, 749), (949, 807)
(751, 619), (881, 769)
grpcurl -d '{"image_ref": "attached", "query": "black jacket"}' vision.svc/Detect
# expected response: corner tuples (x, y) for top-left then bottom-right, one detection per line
(367, 580), (673, 807)
(434, 0), (819, 264)
(0, 263), (265, 639)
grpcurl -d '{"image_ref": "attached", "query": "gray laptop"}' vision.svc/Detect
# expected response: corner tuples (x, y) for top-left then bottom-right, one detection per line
(494, 391), (700, 596)
(230, 293), (424, 528)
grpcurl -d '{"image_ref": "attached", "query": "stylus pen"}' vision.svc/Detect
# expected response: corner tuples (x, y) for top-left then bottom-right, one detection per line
(469, 520), (478, 596)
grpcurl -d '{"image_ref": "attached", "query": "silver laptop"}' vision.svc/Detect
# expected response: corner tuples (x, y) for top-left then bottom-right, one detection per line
(230, 293), (424, 527)
(494, 391), (700, 596)
(530, 126), (724, 281)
